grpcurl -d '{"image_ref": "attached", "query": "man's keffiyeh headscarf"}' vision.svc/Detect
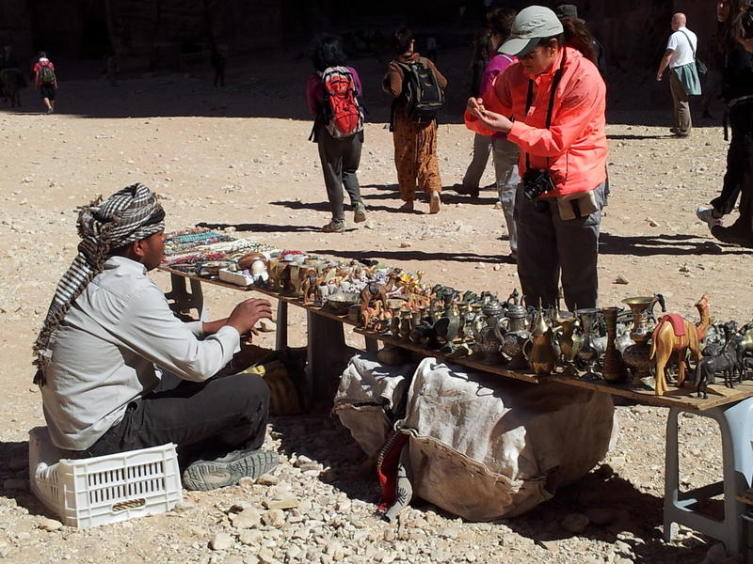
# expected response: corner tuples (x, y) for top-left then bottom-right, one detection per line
(33, 183), (165, 385)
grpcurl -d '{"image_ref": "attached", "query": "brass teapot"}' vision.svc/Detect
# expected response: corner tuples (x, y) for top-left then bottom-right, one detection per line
(524, 307), (558, 375)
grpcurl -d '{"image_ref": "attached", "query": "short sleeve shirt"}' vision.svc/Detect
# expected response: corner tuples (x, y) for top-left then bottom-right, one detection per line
(666, 28), (697, 68)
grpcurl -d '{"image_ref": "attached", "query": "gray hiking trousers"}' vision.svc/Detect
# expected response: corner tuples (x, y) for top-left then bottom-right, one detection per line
(514, 182), (606, 311)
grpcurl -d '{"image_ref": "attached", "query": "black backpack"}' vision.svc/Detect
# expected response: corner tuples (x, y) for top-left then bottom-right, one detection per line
(396, 58), (445, 123)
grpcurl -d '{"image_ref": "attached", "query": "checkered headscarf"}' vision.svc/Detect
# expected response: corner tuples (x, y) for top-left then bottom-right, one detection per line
(33, 183), (165, 385)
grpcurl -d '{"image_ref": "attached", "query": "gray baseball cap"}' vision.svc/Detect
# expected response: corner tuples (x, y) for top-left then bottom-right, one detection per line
(499, 6), (565, 57)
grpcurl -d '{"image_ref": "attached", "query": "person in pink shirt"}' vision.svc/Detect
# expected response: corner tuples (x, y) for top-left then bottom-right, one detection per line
(465, 6), (607, 310)
(479, 7), (520, 260)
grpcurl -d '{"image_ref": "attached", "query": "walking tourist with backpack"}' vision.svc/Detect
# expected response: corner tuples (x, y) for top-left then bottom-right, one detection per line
(33, 51), (57, 114)
(383, 27), (448, 214)
(306, 35), (367, 233)
(465, 5), (608, 310)
(696, 0), (753, 247)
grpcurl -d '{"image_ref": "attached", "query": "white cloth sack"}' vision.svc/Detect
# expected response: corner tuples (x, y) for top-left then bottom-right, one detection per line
(333, 353), (413, 458)
(399, 358), (615, 520)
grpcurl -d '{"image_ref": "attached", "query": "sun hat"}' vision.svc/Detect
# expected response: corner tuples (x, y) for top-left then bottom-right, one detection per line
(499, 5), (565, 57)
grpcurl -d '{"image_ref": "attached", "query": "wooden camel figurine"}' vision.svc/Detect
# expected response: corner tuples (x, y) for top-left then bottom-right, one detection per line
(650, 294), (711, 396)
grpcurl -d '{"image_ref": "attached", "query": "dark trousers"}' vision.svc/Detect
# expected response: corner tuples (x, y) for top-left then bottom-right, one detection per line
(75, 372), (270, 466)
(711, 103), (753, 243)
(317, 127), (364, 222)
(515, 183), (605, 311)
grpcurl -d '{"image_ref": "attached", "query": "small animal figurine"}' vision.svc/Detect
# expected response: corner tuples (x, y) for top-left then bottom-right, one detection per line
(650, 295), (711, 396)
(695, 333), (744, 398)
(360, 281), (388, 317)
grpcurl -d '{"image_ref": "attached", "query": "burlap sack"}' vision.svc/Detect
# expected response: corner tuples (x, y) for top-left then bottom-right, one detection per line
(332, 354), (413, 459)
(398, 358), (615, 520)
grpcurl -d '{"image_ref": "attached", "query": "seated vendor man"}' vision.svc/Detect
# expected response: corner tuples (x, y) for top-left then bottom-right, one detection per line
(33, 182), (277, 491)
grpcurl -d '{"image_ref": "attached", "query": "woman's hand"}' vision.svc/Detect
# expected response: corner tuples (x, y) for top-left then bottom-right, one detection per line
(466, 96), (485, 115)
(474, 107), (514, 134)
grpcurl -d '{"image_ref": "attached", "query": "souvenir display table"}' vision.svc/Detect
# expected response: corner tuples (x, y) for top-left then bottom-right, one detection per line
(158, 229), (753, 555)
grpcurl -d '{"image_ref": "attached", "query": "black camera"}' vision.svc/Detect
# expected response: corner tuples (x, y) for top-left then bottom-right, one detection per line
(522, 168), (556, 201)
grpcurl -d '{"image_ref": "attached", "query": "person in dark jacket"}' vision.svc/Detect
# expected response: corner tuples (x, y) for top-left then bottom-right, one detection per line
(696, 0), (753, 247)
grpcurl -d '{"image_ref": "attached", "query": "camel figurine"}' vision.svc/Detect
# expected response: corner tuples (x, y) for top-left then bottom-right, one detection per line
(361, 300), (385, 331)
(301, 269), (322, 306)
(650, 294), (711, 396)
(360, 281), (389, 319)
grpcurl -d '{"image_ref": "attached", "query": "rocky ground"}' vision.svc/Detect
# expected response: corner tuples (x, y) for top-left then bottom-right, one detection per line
(0, 48), (751, 563)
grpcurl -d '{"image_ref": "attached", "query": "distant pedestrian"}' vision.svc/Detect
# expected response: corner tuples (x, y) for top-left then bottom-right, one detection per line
(656, 13), (701, 137)
(210, 45), (226, 88)
(33, 51), (57, 113)
(383, 28), (448, 214)
(306, 35), (367, 233)
(455, 28), (494, 198)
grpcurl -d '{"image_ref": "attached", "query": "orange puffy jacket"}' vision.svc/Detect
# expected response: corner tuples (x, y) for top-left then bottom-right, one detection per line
(465, 46), (607, 198)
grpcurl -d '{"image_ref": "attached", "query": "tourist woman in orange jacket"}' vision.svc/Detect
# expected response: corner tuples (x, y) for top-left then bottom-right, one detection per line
(465, 6), (607, 310)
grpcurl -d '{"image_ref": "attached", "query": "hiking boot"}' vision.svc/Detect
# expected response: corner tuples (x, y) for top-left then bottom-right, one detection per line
(429, 192), (441, 214)
(353, 203), (367, 223)
(182, 448), (279, 491)
(399, 200), (414, 213)
(322, 220), (345, 233)
(696, 206), (723, 228)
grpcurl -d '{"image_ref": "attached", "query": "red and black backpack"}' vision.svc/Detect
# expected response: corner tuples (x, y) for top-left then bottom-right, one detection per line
(317, 66), (364, 139)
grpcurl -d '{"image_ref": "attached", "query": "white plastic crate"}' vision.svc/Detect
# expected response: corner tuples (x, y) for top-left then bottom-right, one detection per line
(28, 427), (183, 529)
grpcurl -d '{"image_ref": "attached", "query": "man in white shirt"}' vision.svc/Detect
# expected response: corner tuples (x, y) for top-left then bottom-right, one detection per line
(656, 12), (700, 137)
(34, 183), (277, 491)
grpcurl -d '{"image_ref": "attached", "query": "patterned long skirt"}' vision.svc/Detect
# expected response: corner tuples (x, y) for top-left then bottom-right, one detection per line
(392, 111), (442, 202)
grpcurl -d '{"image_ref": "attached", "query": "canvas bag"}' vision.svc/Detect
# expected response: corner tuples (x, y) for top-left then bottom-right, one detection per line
(388, 358), (616, 520)
(332, 353), (412, 459)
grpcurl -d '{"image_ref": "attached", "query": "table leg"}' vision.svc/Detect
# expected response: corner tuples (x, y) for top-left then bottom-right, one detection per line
(365, 336), (379, 354)
(306, 310), (347, 407)
(165, 274), (207, 320)
(275, 301), (288, 350)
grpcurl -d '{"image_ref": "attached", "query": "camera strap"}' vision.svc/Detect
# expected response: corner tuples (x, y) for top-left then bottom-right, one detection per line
(524, 48), (567, 173)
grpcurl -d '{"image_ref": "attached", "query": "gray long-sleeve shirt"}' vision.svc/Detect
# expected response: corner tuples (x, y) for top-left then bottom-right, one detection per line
(41, 256), (240, 450)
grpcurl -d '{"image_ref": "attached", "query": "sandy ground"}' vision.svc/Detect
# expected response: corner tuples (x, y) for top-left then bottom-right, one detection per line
(0, 49), (750, 563)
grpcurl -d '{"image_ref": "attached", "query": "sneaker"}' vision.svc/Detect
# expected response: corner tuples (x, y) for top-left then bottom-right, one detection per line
(452, 183), (479, 199)
(696, 206), (723, 228)
(182, 448), (279, 491)
(353, 203), (367, 223)
(398, 200), (414, 213)
(322, 220), (345, 233)
(429, 192), (441, 214)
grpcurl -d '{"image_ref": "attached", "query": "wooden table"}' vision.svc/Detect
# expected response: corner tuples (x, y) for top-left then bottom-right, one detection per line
(160, 265), (753, 411)
(161, 264), (753, 554)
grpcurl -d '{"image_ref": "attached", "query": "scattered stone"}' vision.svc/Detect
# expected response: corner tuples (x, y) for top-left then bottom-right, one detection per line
(210, 532), (234, 551)
(561, 513), (590, 534)
(38, 518), (63, 531)
(614, 274), (629, 285)
(238, 529), (263, 546)
(585, 507), (617, 526)
(263, 497), (299, 511)
(646, 218), (659, 227)
(399, 240), (412, 248)
(230, 509), (261, 529)
(261, 509), (286, 528)
(257, 474), (279, 486)
(679, 265), (690, 273)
